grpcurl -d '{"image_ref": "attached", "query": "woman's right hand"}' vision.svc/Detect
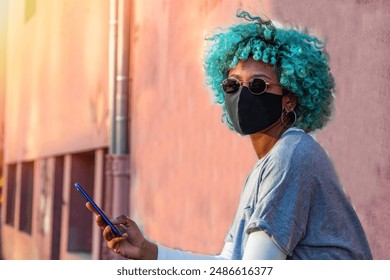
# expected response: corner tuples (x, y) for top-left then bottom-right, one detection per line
(86, 202), (158, 260)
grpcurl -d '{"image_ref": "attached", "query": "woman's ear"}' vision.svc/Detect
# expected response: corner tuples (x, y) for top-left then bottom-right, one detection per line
(282, 93), (297, 113)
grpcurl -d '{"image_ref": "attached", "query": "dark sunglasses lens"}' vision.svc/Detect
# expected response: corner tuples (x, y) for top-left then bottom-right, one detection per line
(249, 78), (267, 94)
(222, 79), (240, 94)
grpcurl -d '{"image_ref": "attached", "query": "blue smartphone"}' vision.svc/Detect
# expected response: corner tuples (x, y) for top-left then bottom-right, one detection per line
(74, 182), (122, 237)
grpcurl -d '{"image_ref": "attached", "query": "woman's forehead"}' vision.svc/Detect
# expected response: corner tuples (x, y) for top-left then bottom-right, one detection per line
(229, 58), (277, 78)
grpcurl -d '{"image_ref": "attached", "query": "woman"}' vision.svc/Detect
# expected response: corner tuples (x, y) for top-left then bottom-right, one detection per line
(87, 10), (372, 259)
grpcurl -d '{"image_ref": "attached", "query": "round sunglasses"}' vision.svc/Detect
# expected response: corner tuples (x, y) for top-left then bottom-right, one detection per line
(221, 77), (280, 95)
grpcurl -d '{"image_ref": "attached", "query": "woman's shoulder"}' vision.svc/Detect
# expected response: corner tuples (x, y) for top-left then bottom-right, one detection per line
(268, 127), (329, 168)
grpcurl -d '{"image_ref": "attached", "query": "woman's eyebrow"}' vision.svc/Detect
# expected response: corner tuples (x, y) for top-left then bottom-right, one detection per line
(228, 73), (241, 79)
(251, 73), (272, 79)
(228, 73), (272, 80)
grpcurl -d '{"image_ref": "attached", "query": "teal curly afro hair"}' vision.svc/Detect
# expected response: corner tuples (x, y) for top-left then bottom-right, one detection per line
(204, 10), (335, 133)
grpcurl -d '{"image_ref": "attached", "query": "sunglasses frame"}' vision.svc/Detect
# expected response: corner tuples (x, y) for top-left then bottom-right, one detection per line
(221, 77), (280, 95)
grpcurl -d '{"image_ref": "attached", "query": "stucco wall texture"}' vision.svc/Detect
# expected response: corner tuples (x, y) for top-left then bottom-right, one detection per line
(130, 0), (389, 259)
(4, 0), (110, 162)
(1, 0), (388, 260)
(273, 0), (390, 259)
(130, 0), (265, 255)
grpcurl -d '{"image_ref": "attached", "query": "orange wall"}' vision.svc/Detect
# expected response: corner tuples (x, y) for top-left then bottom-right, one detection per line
(4, 0), (110, 163)
(2, 0), (111, 260)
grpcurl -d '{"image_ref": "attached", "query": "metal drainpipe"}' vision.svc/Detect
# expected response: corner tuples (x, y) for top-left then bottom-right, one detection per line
(100, 0), (132, 260)
(105, 0), (118, 215)
(111, 0), (131, 219)
(106, 0), (130, 215)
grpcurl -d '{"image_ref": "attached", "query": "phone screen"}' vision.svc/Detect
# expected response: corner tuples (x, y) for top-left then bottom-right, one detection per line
(74, 182), (122, 237)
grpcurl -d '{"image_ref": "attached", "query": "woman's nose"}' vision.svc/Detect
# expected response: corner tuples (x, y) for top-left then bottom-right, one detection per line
(241, 81), (250, 87)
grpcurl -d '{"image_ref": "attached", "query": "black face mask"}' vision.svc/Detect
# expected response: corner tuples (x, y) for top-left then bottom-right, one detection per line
(225, 86), (282, 135)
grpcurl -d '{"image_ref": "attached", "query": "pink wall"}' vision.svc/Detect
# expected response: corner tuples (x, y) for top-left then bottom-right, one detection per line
(272, 0), (390, 260)
(1, 0), (388, 260)
(130, 0), (273, 254)
(130, 0), (389, 259)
